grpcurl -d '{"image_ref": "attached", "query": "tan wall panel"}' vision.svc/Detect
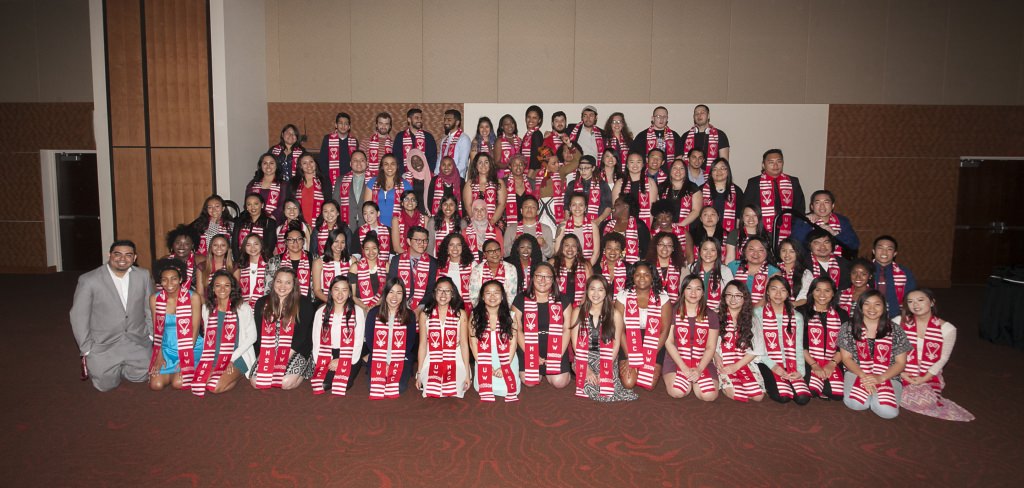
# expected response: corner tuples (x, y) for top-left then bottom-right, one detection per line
(943, 1), (1024, 105)
(882, 0), (947, 104)
(728, 0), (809, 103)
(350, 0), (423, 102)
(0, 222), (47, 270)
(0, 153), (44, 221)
(145, 0), (211, 147)
(112, 148), (152, 267)
(574, 0), (651, 103)
(805, 0), (886, 103)
(0, 1), (40, 102)
(271, 0), (351, 102)
(496, 0), (574, 102)
(265, 0), (282, 101)
(651, 0), (731, 103)
(106, 0), (146, 147)
(423, 0), (498, 102)
(151, 148), (213, 247)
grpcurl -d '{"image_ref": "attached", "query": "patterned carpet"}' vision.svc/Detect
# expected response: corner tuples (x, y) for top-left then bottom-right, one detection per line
(2, 273), (1019, 487)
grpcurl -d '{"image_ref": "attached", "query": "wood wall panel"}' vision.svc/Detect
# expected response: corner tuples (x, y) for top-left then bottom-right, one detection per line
(151, 148), (212, 244)
(267, 102), (460, 151)
(106, 0), (146, 147)
(112, 148), (151, 267)
(0, 153), (44, 221)
(144, 0), (211, 147)
(0, 102), (95, 152)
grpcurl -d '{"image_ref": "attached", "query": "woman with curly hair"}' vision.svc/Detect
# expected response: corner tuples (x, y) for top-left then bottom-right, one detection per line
(715, 280), (765, 402)
(148, 258), (203, 391)
(615, 260), (672, 391)
(193, 270), (257, 395)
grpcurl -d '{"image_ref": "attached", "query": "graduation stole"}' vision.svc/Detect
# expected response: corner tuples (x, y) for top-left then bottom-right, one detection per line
(902, 315), (944, 380)
(263, 181), (283, 217)
(191, 307), (239, 397)
(396, 211), (427, 252)
(252, 312), (296, 389)
(311, 306), (357, 396)
(601, 259), (627, 296)
(336, 173), (354, 226)
(278, 252), (311, 296)
(812, 256), (842, 288)
(430, 177), (459, 215)
(442, 260), (473, 313)
(522, 297), (565, 384)
(401, 128), (427, 160)
(535, 167), (565, 223)
(678, 190), (696, 223)
(891, 263), (908, 304)
(564, 216), (596, 262)
(151, 288), (195, 385)
(239, 258), (266, 308)
(557, 261), (587, 306)
(573, 175), (602, 221)
(271, 144), (303, 178)
(237, 219), (265, 253)
(397, 252), (432, 309)
(682, 125), (719, 172)
(623, 288), (663, 389)
(574, 314), (615, 398)
(520, 127), (539, 161)
(371, 176), (405, 209)
(658, 263), (682, 305)
(480, 261), (507, 284)
(761, 305), (810, 398)
(296, 177), (325, 222)
(498, 135), (521, 166)
(441, 128), (463, 159)
(758, 173), (795, 241)
(645, 126), (676, 161)
(355, 255), (387, 309)
(838, 287), (855, 314)
(814, 213), (845, 257)
(608, 135), (629, 173)
(327, 132), (358, 186)
(733, 262), (770, 303)
(358, 221), (392, 255)
(806, 308), (843, 396)
(543, 131), (564, 153)
(603, 217), (640, 263)
(567, 122), (605, 154)
(369, 316), (407, 400)
(424, 306), (460, 398)
(433, 219), (458, 256)
(365, 133), (392, 177)
(702, 184), (738, 233)
(471, 181), (499, 220)
(505, 175), (533, 228)
(621, 177), (653, 229)
(718, 313), (762, 402)
(671, 305), (716, 395)
(850, 333), (897, 408)
(477, 320), (518, 402)
(273, 221), (295, 255)
(320, 259), (345, 294)
(465, 222), (498, 257)
(315, 222), (335, 256)
(694, 265), (723, 311)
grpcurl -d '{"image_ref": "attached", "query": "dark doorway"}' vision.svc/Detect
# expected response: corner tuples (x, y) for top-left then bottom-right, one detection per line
(952, 159), (1024, 284)
(57, 153), (102, 271)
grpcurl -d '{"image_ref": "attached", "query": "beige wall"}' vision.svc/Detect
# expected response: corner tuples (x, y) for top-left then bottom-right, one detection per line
(0, 0), (93, 102)
(267, 0), (1024, 105)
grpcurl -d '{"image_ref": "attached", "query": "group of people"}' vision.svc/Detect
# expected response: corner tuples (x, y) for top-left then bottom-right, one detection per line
(70, 104), (972, 421)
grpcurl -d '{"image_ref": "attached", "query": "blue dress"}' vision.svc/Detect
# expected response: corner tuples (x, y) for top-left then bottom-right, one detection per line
(472, 329), (521, 397)
(158, 314), (205, 375)
(366, 177), (414, 226)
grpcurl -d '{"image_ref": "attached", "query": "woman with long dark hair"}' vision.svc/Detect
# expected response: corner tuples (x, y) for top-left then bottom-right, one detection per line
(274, 198), (312, 255)
(725, 204), (767, 263)
(702, 157), (743, 234)
(363, 153), (413, 228)
(193, 270), (256, 395)
(415, 277), (472, 398)
(463, 152), (507, 226)
(556, 191), (603, 266)
(269, 123), (304, 181)
(612, 151), (659, 229)
(727, 235), (780, 306)
(349, 232), (389, 312)
(148, 258), (203, 391)
(838, 258), (873, 314)
(798, 276), (848, 400)
(309, 275), (366, 396)
(251, 267), (316, 390)
(602, 112), (633, 169)
(190, 194), (234, 257)
(292, 152), (331, 223)
(616, 260), (673, 391)
(391, 190), (427, 255)
(437, 232), (475, 313)
(511, 262), (573, 389)
(503, 154), (532, 231)
(838, 290), (910, 419)
(664, 274), (719, 401)
(197, 234), (235, 300)
(267, 227), (314, 300)
(245, 152), (288, 221)
(494, 114), (521, 172)
(365, 278), (418, 398)
(312, 229), (350, 303)
(310, 200), (346, 257)
(549, 233), (592, 307)
(715, 280), (765, 402)
(470, 280), (521, 401)
(357, 201), (392, 256)
(506, 232), (544, 298)
(646, 231), (685, 304)
(777, 237), (812, 307)
(689, 237), (733, 312)
(231, 193), (277, 260)
(236, 233), (269, 308)
(754, 276), (811, 405)
(469, 116), (496, 162)
(427, 193), (463, 257)
(568, 276), (637, 402)
(598, 148), (623, 187)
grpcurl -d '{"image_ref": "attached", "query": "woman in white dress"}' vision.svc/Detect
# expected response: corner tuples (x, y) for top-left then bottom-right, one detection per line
(416, 277), (472, 398)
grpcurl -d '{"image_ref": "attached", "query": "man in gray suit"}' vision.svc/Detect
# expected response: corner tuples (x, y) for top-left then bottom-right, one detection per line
(70, 240), (154, 392)
(334, 149), (368, 250)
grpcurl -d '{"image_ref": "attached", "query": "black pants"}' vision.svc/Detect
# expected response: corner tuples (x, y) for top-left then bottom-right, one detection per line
(803, 368), (844, 400)
(758, 363), (811, 405)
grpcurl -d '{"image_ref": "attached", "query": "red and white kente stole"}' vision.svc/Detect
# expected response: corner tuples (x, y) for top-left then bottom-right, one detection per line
(645, 126), (676, 161)
(812, 256), (842, 288)
(682, 126), (719, 173)
(431, 178), (459, 215)
(396, 211), (427, 252)
(603, 217), (640, 263)
(401, 129), (426, 161)
(608, 136), (629, 172)
(358, 221), (392, 255)
(734, 262), (770, 303)
(568, 123), (605, 154)
(505, 176), (532, 228)
(522, 298), (565, 384)
(624, 289), (663, 389)
(471, 182), (499, 220)
(326, 133), (358, 186)
(191, 308), (239, 397)
(719, 315), (762, 402)
(424, 306), (460, 398)
(573, 176), (602, 222)
(441, 260), (473, 313)
(814, 214), (844, 257)
(806, 308), (843, 396)
(336, 174), (354, 226)
(761, 305), (810, 398)
(271, 144), (303, 178)
(703, 184), (738, 233)
(564, 217), (596, 262)
(315, 223), (334, 256)
(902, 315), (944, 389)
(364, 133), (392, 177)
(477, 326), (518, 402)
(602, 259), (627, 296)
(557, 263), (587, 306)
(151, 288), (195, 385)
(678, 191), (695, 223)
(236, 222), (264, 254)
(850, 335), (897, 408)
(671, 308), (716, 395)
(253, 315), (296, 389)
(536, 169), (565, 223)
(758, 173), (795, 242)
(320, 259), (344, 294)
(239, 259), (266, 308)
(891, 263), (908, 304)
(621, 179), (653, 229)
(263, 182), (282, 217)
(369, 319), (407, 400)
(498, 135), (521, 166)
(278, 252), (311, 296)
(520, 127), (539, 161)
(574, 315), (615, 398)
(274, 222), (295, 255)
(296, 178), (325, 222)
(441, 129), (463, 159)
(356, 256), (387, 309)
(397, 253), (432, 309)
(434, 219), (457, 255)
(311, 307), (357, 396)
(465, 222), (498, 257)
(659, 264), (682, 304)
(697, 267), (723, 311)
(838, 287), (855, 314)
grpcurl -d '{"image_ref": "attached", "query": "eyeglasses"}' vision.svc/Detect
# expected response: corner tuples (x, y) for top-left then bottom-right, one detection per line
(285, 238), (303, 243)
(436, 288), (454, 295)
(534, 274), (554, 281)
(484, 248), (501, 254)
(725, 294), (745, 300)
(409, 238), (428, 243)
